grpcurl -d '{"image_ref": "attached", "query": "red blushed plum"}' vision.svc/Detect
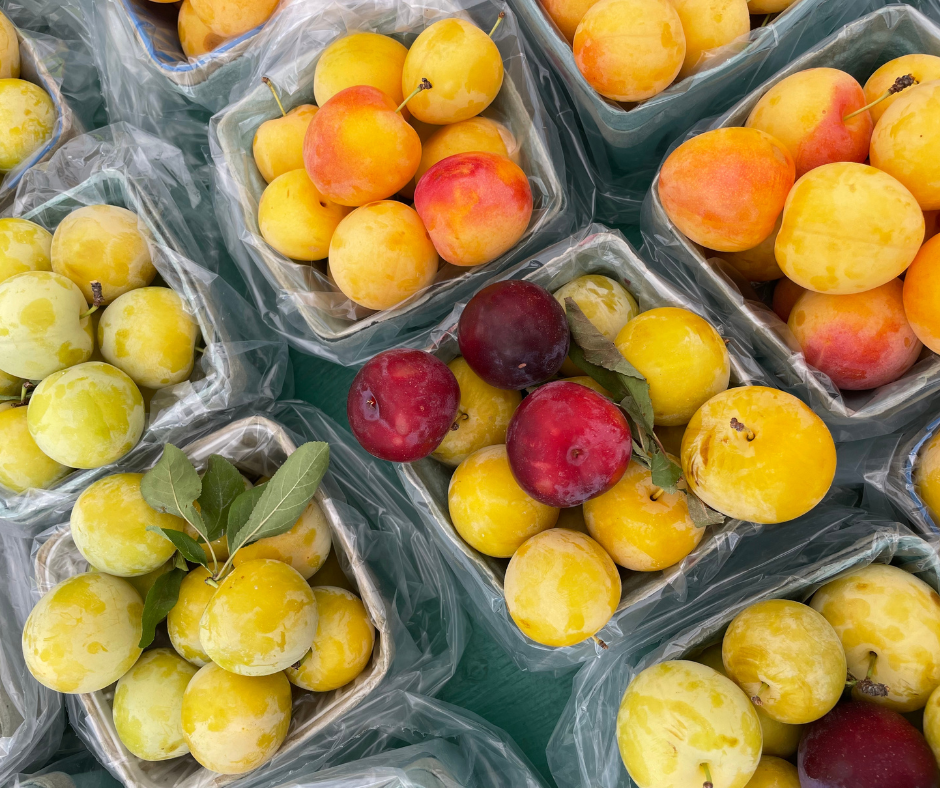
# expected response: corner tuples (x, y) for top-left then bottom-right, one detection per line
(347, 349), (460, 462)
(799, 703), (940, 788)
(414, 152), (533, 266)
(788, 279), (922, 390)
(458, 280), (569, 390)
(506, 381), (632, 507)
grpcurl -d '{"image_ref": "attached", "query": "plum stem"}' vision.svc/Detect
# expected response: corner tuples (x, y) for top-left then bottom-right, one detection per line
(489, 11), (506, 37)
(79, 281), (104, 319)
(844, 74), (917, 121)
(262, 76), (287, 117)
(450, 410), (469, 431)
(759, 13), (771, 27)
(592, 635), (608, 650)
(702, 763), (714, 788)
(650, 487), (665, 502)
(730, 417), (755, 441)
(204, 576), (219, 589)
(855, 651), (890, 698)
(751, 682), (769, 706)
(397, 78), (432, 113)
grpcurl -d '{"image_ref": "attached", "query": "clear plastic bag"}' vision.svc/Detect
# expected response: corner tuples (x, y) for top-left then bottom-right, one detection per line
(641, 5), (940, 443)
(208, 0), (585, 366)
(509, 0), (940, 224)
(546, 511), (938, 788)
(395, 224), (797, 673)
(0, 123), (290, 535)
(0, 534), (63, 786)
(23, 399), (466, 788)
(6, 751), (121, 788)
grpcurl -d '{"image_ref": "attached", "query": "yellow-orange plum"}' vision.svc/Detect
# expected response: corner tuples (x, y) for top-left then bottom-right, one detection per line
(748, 0), (796, 11)
(573, 0), (685, 102)
(904, 234), (940, 354)
(189, 0), (278, 38)
(314, 33), (407, 109)
(775, 162), (924, 294)
(871, 82), (940, 211)
(584, 458), (703, 571)
(448, 444), (558, 557)
(615, 307), (730, 426)
(0, 218), (51, 284)
(252, 104), (317, 184)
(925, 684), (940, 765)
(258, 169), (350, 261)
(0, 12), (19, 79)
(303, 86), (421, 207)
(673, 0), (750, 81)
(416, 117), (517, 182)
(743, 757), (801, 788)
(402, 18), (503, 125)
(0, 406), (68, 493)
(659, 127), (795, 252)
(681, 386), (836, 523)
(864, 55), (940, 123)
(167, 566), (216, 667)
(504, 529), (620, 647)
(232, 500), (332, 579)
(715, 215), (784, 282)
(916, 432), (940, 525)
(414, 152), (532, 266)
(178, 0), (228, 58)
(328, 201), (438, 310)
(541, 0), (600, 42)
(771, 277), (806, 322)
(789, 279), (922, 390)
(746, 68), (873, 178)
(0, 79), (54, 172)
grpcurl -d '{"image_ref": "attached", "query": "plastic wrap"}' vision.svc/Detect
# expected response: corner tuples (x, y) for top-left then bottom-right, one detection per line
(508, 0), (919, 224)
(547, 510), (938, 788)
(0, 534), (63, 786)
(641, 5), (940, 443)
(209, 0), (583, 366)
(394, 224), (790, 672)
(24, 399), (467, 788)
(0, 124), (290, 535)
(6, 752), (121, 788)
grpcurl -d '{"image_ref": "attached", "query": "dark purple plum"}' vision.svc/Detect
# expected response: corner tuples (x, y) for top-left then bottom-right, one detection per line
(347, 349), (460, 462)
(457, 280), (569, 390)
(506, 381), (632, 507)
(799, 702), (939, 788)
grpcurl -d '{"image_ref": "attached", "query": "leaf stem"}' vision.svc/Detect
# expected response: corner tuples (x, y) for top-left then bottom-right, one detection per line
(262, 76), (287, 117)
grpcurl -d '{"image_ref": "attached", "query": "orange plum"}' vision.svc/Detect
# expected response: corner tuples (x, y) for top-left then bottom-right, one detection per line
(745, 68), (873, 178)
(864, 55), (940, 124)
(925, 210), (940, 242)
(870, 81), (940, 211)
(541, 0), (600, 41)
(178, 0), (228, 58)
(314, 33), (408, 110)
(329, 201), (438, 310)
(789, 279), (922, 390)
(189, 0), (277, 37)
(402, 18), (503, 125)
(772, 277), (806, 322)
(659, 127), (795, 252)
(303, 85), (421, 207)
(714, 215), (783, 282)
(416, 117), (517, 182)
(903, 233), (940, 354)
(414, 152), (532, 267)
(573, 0), (685, 102)
(673, 0), (750, 81)
(775, 162), (924, 294)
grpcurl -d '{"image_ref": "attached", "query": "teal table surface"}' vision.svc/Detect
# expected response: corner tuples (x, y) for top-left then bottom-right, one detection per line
(291, 348), (575, 786)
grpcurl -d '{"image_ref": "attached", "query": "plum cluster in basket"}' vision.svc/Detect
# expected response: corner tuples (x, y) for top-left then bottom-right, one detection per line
(0, 203), (199, 493)
(618, 564), (940, 787)
(252, 20), (533, 313)
(661, 57), (940, 394)
(144, 0), (278, 60)
(347, 273), (838, 648)
(21, 441), (379, 776)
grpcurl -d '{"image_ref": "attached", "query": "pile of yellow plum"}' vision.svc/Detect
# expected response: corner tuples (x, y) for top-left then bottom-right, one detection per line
(661, 56), (940, 394)
(540, 0), (799, 104)
(0, 203), (200, 493)
(0, 12), (56, 175)
(347, 270), (838, 649)
(618, 564), (940, 787)
(254, 19), (534, 312)
(21, 443), (376, 776)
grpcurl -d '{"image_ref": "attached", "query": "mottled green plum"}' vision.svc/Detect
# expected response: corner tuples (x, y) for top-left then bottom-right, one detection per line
(0, 78), (54, 172)
(0, 404), (68, 492)
(0, 218), (51, 284)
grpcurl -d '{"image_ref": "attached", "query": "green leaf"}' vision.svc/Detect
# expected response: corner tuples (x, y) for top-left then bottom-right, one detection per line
(226, 483), (267, 553)
(650, 448), (682, 494)
(565, 298), (655, 432)
(141, 445), (208, 539)
(138, 568), (186, 648)
(173, 551), (189, 571)
(685, 491), (726, 529)
(147, 526), (208, 568)
(198, 455), (245, 542)
(229, 442), (330, 556)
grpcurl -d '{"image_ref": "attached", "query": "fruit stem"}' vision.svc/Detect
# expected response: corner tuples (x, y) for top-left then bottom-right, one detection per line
(489, 11), (506, 37)
(204, 576), (219, 589)
(854, 651), (890, 698)
(702, 763), (714, 788)
(592, 634), (608, 650)
(79, 281), (104, 319)
(759, 13), (771, 27)
(729, 417), (755, 441)
(397, 78), (432, 113)
(450, 410), (469, 431)
(844, 74), (917, 121)
(751, 682), (769, 706)
(650, 487), (665, 502)
(262, 76), (287, 117)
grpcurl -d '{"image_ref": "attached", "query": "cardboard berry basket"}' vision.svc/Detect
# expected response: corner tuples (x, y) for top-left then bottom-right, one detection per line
(0, 132), (290, 535)
(397, 225), (776, 672)
(547, 513), (940, 788)
(641, 5), (940, 444)
(210, 0), (572, 367)
(507, 0), (899, 224)
(32, 415), (394, 788)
